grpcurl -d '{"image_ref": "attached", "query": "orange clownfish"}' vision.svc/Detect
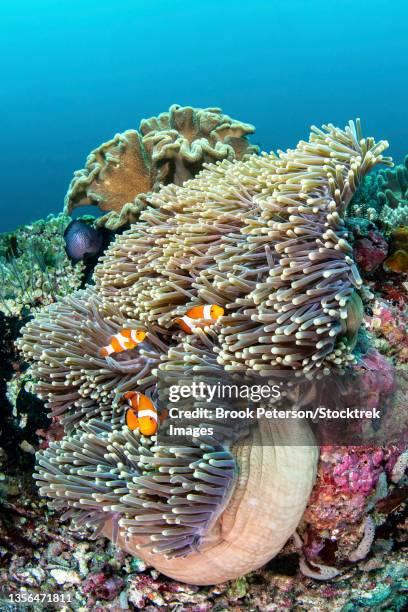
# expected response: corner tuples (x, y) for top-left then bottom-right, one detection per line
(99, 329), (146, 358)
(174, 304), (224, 334)
(124, 391), (159, 436)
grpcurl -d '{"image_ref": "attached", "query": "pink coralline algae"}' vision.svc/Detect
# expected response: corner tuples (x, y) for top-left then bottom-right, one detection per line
(304, 446), (385, 534)
(304, 442), (401, 529)
(353, 230), (388, 274)
(82, 572), (124, 601)
(331, 448), (384, 495)
(302, 431), (405, 569)
(376, 278), (408, 309)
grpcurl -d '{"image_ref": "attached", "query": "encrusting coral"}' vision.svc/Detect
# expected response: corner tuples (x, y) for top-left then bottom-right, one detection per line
(383, 225), (408, 273)
(0, 214), (84, 317)
(64, 104), (258, 230)
(18, 120), (394, 585)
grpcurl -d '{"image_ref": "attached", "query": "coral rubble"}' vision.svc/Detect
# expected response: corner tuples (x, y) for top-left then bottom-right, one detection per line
(0, 481), (406, 610)
(64, 104), (258, 230)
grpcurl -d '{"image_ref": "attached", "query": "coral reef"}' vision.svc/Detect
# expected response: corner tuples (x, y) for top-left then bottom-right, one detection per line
(347, 172), (381, 221)
(367, 298), (408, 362)
(296, 340), (407, 578)
(16, 120), (401, 587)
(0, 214), (84, 317)
(377, 154), (408, 226)
(348, 155), (408, 230)
(64, 104), (258, 229)
(301, 444), (403, 561)
(0, 312), (50, 481)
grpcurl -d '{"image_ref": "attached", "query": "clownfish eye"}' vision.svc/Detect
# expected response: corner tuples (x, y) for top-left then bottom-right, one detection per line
(210, 305), (224, 319)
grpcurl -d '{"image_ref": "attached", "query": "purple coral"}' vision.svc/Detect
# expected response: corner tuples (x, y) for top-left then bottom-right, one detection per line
(332, 448), (384, 495)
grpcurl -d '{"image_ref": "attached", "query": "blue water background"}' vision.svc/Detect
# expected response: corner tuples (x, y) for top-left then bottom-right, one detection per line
(1, 0), (407, 232)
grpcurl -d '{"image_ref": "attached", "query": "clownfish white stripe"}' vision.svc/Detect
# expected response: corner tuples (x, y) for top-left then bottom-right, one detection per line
(180, 315), (193, 323)
(116, 334), (129, 350)
(181, 316), (196, 327)
(103, 345), (115, 356)
(203, 304), (213, 319)
(130, 329), (140, 343)
(137, 409), (158, 421)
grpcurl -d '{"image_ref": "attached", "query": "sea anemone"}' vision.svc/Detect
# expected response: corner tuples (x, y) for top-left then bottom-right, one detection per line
(95, 119), (391, 375)
(35, 414), (318, 584)
(19, 120), (392, 585)
(378, 154), (408, 210)
(17, 288), (164, 430)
